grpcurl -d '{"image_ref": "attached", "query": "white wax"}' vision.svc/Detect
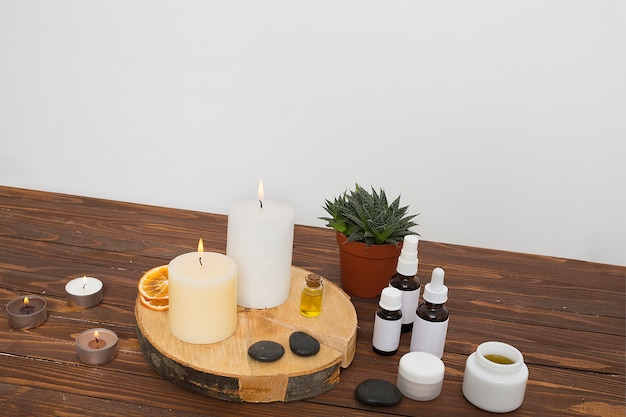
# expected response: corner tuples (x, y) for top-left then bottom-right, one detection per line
(168, 252), (237, 344)
(65, 277), (103, 296)
(226, 199), (295, 309)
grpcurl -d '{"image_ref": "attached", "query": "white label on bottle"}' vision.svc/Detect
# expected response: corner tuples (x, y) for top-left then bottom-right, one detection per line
(409, 316), (448, 358)
(372, 314), (402, 352)
(399, 287), (420, 325)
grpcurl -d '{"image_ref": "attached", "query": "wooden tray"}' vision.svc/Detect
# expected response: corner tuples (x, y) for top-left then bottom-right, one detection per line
(135, 266), (357, 402)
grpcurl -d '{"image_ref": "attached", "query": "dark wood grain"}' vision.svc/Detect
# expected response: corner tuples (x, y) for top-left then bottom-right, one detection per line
(1, 186), (624, 416)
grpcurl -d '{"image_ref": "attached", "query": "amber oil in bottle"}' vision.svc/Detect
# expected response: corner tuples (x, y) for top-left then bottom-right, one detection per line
(300, 273), (323, 317)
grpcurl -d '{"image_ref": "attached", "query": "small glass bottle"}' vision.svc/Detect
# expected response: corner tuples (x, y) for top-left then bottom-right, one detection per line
(389, 234), (421, 333)
(300, 273), (323, 317)
(372, 287), (403, 355)
(409, 267), (448, 358)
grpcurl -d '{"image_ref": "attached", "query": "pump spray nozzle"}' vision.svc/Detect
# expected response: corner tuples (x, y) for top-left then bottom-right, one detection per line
(396, 235), (419, 276)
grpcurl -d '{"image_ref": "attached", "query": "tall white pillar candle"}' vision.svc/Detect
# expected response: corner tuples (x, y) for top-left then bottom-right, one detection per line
(227, 181), (295, 309)
(168, 242), (238, 344)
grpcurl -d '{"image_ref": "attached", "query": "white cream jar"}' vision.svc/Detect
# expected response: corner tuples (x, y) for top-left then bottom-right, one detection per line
(397, 351), (445, 401)
(462, 341), (529, 413)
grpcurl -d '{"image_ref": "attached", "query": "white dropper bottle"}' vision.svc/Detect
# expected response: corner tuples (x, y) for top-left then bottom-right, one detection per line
(409, 267), (449, 358)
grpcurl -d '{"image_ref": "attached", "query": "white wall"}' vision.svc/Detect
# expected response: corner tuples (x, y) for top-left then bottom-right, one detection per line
(1, 1), (625, 266)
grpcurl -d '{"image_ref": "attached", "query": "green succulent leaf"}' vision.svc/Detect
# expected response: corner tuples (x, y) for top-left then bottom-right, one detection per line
(319, 183), (419, 247)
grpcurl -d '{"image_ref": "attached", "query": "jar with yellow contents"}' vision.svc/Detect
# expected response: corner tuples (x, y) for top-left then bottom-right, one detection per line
(299, 273), (323, 317)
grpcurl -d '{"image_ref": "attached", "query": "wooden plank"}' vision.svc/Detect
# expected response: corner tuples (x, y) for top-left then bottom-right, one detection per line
(311, 352), (626, 417)
(2, 231), (623, 326)
(348, 319), (625, 376)
(0, 356), (393, 417)
(0, 383), (209, 417)
(2, 288), (621, 385)
(1, 234), (623, 339)
(0, 186), (624, 417)
(2, 349), (624, 417)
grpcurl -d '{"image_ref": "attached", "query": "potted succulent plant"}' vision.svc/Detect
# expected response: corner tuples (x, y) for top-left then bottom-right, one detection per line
(320, 184), (419, 298)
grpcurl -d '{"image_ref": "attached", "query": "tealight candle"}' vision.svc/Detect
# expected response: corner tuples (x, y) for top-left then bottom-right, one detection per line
(65, 276), (103, 308)
(6, 295), (48, 329)
(76, 328), (118, 365)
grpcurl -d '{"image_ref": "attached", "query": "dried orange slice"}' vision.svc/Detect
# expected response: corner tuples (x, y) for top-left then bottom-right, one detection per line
(138, 265), (169, 301)
(139, 294), (169, 311)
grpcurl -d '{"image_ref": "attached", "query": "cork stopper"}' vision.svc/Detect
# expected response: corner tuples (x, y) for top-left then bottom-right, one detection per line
(305, 273), (322, 288)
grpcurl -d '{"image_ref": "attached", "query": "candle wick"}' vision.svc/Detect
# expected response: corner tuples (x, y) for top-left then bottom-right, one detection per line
(259, 200), (263, 209)
(199, 257), (203, 266)
(25, 305), (30, 314)
(83, 282), (87, 290)
(95, 337), (99, 348)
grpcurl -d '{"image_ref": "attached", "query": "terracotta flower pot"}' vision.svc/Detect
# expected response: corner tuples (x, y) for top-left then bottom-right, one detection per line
(336, 232), (401, 298)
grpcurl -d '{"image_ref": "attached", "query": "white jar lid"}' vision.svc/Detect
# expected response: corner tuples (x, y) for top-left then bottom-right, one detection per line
(399, 351), (445, 384)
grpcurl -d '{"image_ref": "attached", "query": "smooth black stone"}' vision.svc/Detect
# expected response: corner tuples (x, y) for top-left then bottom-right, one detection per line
(289, 331), (321, 357)
(248, 340), (285, 362)
(355, 379), (402, 407)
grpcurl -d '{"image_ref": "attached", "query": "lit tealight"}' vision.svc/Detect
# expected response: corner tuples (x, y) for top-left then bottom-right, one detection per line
(6, 295), (48, 329)
(76, 328), (118, 365)
(65, 276), (103, 308)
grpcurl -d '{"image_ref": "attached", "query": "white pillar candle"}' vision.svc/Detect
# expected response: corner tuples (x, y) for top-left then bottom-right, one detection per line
(168, 241), (238, 344)
(227, 180), (295, 309)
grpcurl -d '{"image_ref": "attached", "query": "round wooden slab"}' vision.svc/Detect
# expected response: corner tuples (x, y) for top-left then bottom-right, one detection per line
(135, 266), (357, 403)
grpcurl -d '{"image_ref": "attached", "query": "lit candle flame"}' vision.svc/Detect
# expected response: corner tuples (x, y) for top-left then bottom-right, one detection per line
(258, 178), (264, 208)
(94, 330), (100, 348)
(23, 296), (30, 314)
(198, 238), (204, 266)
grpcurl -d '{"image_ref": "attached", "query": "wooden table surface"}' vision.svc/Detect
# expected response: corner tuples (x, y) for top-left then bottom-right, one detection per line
(1, 186), (624, 417)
